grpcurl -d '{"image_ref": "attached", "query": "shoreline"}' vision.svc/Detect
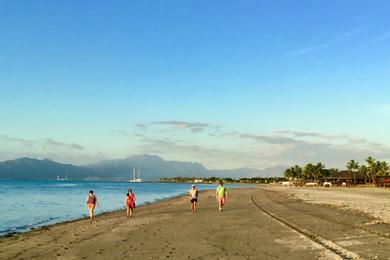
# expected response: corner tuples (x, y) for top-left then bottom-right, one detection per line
(1, 184), (388, 238)
(2, 186), (390, 259)
(0, 188), (213, 239)
(0, 180), (253, 237)
(0, 187), (330, 259)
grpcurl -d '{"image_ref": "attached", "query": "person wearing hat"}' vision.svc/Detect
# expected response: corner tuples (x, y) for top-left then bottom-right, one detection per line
(188, 184), (199, 213)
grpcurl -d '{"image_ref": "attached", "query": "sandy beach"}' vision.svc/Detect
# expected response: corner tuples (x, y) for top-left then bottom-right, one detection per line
(1, 186), (390, 259)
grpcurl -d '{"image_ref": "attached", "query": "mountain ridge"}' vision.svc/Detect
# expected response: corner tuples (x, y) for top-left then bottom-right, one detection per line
(0, 155), (285, 180)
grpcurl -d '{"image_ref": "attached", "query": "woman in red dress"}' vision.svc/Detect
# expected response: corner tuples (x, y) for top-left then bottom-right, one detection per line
(125, 189), (136, 218)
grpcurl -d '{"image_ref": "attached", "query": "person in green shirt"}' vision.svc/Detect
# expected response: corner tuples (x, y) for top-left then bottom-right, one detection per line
(216, 180), (228, 211)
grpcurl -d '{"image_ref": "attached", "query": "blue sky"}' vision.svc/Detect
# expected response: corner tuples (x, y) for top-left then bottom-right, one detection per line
(1, 1), (390, 169)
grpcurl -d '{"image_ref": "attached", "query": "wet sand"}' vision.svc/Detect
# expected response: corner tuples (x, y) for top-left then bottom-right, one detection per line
(1, 186), (390, 259)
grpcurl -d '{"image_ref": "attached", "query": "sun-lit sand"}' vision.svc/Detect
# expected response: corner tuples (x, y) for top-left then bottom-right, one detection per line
(272, 185), (390, 223)
(1, 186), (390, 259)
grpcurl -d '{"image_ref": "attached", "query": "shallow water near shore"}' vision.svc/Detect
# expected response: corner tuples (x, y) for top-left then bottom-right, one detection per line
(0, 180), (248, 236)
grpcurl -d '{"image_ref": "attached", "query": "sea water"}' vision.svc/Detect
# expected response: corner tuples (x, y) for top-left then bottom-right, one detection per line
(0, 180), (248, 236)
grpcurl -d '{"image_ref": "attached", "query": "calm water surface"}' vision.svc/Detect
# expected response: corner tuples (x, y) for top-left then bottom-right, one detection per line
(0, 180), (249, 236)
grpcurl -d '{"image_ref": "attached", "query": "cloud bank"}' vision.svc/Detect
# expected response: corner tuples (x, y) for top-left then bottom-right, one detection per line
(128, 121), (390, 169)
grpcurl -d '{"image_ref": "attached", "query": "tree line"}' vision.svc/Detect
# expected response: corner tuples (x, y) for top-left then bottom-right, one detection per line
(284, 156), (390, 184)
(159, 176), (285, 184)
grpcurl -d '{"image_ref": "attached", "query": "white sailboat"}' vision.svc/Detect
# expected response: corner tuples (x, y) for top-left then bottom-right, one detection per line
(128, 168), (143, 182)
(57, 173), (68, 181)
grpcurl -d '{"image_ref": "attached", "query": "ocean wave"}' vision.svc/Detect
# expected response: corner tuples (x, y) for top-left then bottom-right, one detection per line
(50, 183), (78, 187)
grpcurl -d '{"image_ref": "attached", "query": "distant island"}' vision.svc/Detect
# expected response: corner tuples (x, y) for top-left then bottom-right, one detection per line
(0, 154), (285, 181)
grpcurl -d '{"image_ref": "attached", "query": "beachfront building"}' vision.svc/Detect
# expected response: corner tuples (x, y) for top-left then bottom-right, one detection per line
(320, 171), (365, 186)
(375, 176), (390, 187)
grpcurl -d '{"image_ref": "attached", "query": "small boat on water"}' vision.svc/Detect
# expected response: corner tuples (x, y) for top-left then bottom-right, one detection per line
(57, 173), (68, 181)
(128, 168), (143, 182)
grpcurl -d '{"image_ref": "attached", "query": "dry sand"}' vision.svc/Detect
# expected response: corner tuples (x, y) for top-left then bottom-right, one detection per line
(272, 185), (390, 223)
(1, 186), (390, 259)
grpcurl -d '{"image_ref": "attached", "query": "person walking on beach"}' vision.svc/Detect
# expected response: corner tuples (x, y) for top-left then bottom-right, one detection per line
(216, 180), (228, 211)
(126, 189), (136, 218)
(86, 190), (98, 223)
(188, 184), (199, 213)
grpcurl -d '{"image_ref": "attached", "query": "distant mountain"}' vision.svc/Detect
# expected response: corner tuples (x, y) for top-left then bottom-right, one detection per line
(86, 154), (209, 181)
(0, 158), (95, 180)
(0, 155), (285, 180)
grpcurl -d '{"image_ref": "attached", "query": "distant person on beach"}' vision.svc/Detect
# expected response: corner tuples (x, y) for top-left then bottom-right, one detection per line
(86, 190), (97, 223)
(188, 184), (199, 213)
(216, 180), (228, 211)
(126, 189), (136, 218)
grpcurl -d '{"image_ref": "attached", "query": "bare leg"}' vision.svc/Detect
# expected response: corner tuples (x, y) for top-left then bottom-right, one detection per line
(126, 207), (130, 218)
(89, 208), (94, 223)
(129, 208), (134, 217)
(193, 202), (197, 213)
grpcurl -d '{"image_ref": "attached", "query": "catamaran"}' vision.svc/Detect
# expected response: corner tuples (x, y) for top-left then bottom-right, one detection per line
(128, 168), (143, 182)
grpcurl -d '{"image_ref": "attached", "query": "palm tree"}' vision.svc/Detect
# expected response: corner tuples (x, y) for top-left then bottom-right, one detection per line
(293, 165), (302, 179)
(314, 162), (325, 181)
(346, 160), (359, 185)
(380, 161), (390, 176)
(284, 168), (293, 179)
(303, 163), (316, 181)
(359, 165), (369, 184)
(366, 156), (376, 184)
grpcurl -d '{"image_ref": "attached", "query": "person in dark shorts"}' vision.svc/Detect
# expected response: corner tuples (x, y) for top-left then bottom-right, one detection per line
(188, 184), (199, 213)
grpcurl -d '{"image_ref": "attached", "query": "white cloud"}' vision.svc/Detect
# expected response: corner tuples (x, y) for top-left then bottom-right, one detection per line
(0, 135), (84, 151)
(0, 150), (106, 166)
(133, 126), (390, 169)
(2, 122), (389, 170)
(286, 27), (363, 57)
(377, 31), (390, 41)
(150, 120), (212, 133)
